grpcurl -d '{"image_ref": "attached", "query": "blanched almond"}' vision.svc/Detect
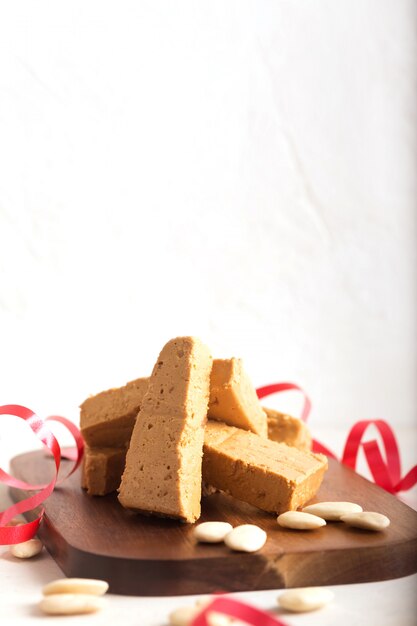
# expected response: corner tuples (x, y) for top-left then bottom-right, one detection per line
(302, 501), (362, 521)
(224, 524), (266, 552)
(169, 605), (199, 626)
(169, 604), (233, 626)
(39, 593), (105, 615)
(43, 578), (109, 596)
(196, 602), (234, 625)
(277, 511), (326, 530)
(340, 511), (390, 531)
(10, 538), (43, 558)
(206, 612), (234, 626)
(6, 518), (24, 527)
(193, 522), (233, 543)
(278, 587), (334, 612)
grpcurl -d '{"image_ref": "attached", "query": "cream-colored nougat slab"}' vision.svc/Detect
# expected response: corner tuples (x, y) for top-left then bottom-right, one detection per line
(208, 358), (267, 437)
(203, 421), (327, 513)
(82, 446), (127, 496)
(80, 377), (149, 447)
(118, 337), (212, 523)
(265, 407), (312, 451)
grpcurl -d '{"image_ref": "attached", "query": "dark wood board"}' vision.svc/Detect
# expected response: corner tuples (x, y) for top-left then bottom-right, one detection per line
(9, 451), (417, 596)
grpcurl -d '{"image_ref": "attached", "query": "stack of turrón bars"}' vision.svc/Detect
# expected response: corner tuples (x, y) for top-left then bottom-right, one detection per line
(80, 337), (327, 522)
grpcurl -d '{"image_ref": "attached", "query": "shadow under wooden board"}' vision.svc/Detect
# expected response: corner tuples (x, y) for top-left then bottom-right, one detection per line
(9, 451), (417, 596)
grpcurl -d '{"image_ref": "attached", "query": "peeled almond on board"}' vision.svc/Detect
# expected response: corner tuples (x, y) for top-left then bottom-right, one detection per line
(193, 522), (233, 543)
(340, 511), (390, 531)
(224, 525), (267, 552)
(278, 587), (334, 612)
(277, 511), (326, 530)
(43, 578), (109, 596)
(302, 501), (362, 521)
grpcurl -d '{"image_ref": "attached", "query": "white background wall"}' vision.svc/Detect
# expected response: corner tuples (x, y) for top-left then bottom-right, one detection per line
(0, 1), (416, 459)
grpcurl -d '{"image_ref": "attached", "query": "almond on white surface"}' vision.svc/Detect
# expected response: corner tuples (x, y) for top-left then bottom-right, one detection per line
(6, 518), (25, 527)
(278, 587), (334, 612)
(302, 501), (363, 521)
(340, 511), (390, 531)
(224, 524), (267, 552)
(206, 612), (234, 626)
(169, 604), (233, 626)
(39, 593), (106, 615)
(169, 605), (200, 626)
(10, 538), (43, 559)
(195, 596), (213, 607)
(42, 578), (109, 596)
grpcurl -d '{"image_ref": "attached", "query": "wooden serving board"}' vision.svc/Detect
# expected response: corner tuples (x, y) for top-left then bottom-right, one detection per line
(10, 451), (417, 596)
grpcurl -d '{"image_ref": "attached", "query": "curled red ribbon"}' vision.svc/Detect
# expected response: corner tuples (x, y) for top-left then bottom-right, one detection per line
(257, 383), (417, 494)
(192, 596), (288, 626)
(0, 405), (84, 545)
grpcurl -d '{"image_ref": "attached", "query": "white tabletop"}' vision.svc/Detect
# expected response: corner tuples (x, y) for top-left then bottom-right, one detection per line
(1, 1), (416, 622)
(1, 428), (416, 626)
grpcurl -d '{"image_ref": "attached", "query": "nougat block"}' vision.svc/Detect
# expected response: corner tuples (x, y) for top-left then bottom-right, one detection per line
(265, 407), (312, 451)
(118, 337), (212, 523)
(82, 446), (127, 496)
(202, 421), (327, 513)
(208, 358), (267, 437)
(80, 377), (149, 447)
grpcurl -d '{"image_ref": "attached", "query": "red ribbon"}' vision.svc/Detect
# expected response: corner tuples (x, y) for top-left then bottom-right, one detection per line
(257, 383), (417, 494)
(192, 596), (288, 626)
(0, 405), (84, 545)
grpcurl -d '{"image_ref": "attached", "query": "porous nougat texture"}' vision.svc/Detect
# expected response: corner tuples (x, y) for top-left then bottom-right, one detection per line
(265, 407), (312, 451)
(118, 337), (212, 522)
(80, 377), (149, 447)
(82, 446), (127, 496)
(203, 421), (327, 513)
(208, 358), (268, 437)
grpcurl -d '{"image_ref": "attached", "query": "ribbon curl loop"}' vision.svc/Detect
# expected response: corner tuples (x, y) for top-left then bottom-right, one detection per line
(0, 404), (84, 545)
(256, 384), (417, 494)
